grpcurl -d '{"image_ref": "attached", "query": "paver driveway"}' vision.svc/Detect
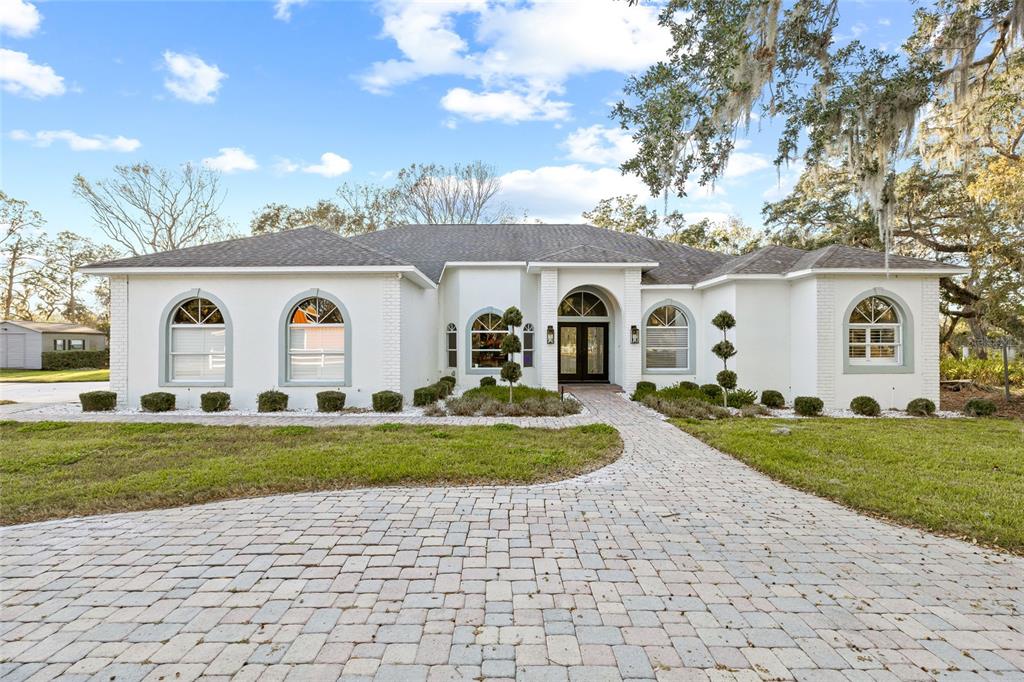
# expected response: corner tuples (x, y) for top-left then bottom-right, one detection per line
(2, 388), (1022, 682)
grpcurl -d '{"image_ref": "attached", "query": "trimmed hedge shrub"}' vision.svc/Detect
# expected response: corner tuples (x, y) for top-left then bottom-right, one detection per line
(80, 390), (116, 412)
(257, 390), (288, 413)
(963, 398), (997, 417)
(479, 376), (497, 387)
(794, 396), (824, 416)
(439, 375), (456, 391)
(140, 392), (175, 412)
(850, 395), (881, 416)
(414, 384), (442, 406)
(201, 391), (231, 412)
(700, 384), (723, 401)
(41, 348), (109, 370)
(716, 369), (738, 390)
(905, 397), (935, 417)
(760, 390), (785, 408)
(678, 381), (699, 391)
(436, 379), (454, 398)
(316, 390), (346, 412)
(373, 390), (403, 413)
(726, 388), (757, 408)
(631, 381), (656, 402)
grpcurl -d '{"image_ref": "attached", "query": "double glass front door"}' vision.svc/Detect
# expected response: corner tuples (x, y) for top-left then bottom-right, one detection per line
(558, 322), (609, 382)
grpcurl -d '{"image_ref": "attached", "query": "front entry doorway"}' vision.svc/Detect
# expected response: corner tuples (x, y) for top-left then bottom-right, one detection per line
(558, 322), (609, 382)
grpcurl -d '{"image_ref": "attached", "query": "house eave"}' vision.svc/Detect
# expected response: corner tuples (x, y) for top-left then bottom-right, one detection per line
(81, 265), (438, 289)
(691, 267), (972, 289)
(525, 261), (659, 273)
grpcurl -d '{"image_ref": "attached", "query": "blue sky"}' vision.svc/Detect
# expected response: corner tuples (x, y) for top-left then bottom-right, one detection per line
(1, 0), (914, 246)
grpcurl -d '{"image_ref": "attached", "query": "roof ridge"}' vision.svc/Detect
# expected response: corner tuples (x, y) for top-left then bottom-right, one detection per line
(533, 243), (637, 261)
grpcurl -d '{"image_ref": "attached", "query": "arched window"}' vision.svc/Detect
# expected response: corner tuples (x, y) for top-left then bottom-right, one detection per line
(644, 304), (689, 371)
(559, 291), (607, 317)
(848, 296), (901, 365)
(469, 311), (507, 369)
(168, 297), (226, 382)
(446, 323), (457, 368)
(287, 296), (345, 381)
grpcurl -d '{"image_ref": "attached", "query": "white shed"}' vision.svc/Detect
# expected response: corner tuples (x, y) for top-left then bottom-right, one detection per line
(0, 320), (107, 369)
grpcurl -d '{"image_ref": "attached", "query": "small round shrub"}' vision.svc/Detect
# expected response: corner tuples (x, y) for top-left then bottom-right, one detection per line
(413, 384), (442, 406)
(372, 390), (403, 413)
(500, 360), (522, 385)
(201, 391), (231, 412)
(760, 390), (785, 408)
(677, 381), (699, 391)
(850, 395), (881, 417)
(316, 390), (346, 412)
(700, 384), (723, 401)
(479, 376), (497, 387)
(258, 390), (288, 413)
(631, 381), (656, 401)
(726, 388), (756, 408)
(439, 375), (456, 390)
(793, 396), (824, 416)
(906, 397), (935, 417)
(80, 390), (116, 412)
(963, 398), (996, 417)
(716, 369), (737, 390)
(140, 391), (175, 412)
(435, 379), (453, 399)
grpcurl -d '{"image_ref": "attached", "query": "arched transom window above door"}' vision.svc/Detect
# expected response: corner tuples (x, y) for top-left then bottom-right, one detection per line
(287, 296), (345, 381)
(558, 291), (607, 317)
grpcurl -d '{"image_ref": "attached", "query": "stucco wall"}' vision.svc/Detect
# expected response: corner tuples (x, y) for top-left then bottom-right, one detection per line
(788, 277), (818, 400)
(400, 276), (438, 396)
(734, 281), (790, 396)
(123, 274), (393, 409)
(639, 288), (701, 387)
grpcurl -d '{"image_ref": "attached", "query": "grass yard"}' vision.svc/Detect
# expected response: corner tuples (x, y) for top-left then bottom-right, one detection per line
(0, 368), (109, 383)
(675, 417), (1024, 553)
(0, 421), (621, 525)
(462, 384), (564, 402)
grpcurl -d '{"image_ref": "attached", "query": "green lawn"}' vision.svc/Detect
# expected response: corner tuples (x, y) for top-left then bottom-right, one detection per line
(675, 417), (1024, 553)
(0, 368), (110, 383)
(462, 384), (563, 402)
(0, 421), (621, 525)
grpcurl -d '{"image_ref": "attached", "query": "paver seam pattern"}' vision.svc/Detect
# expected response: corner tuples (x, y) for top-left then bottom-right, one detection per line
(1, 387), (1022, 682)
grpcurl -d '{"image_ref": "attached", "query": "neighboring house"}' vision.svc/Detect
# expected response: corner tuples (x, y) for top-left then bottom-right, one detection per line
(0, 320), (108, 369)
(81, 224), (969, 410)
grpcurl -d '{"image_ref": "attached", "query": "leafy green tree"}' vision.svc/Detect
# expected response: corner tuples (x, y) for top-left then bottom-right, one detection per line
(582, 194), (662, 237)
(667, 215), (762, 254)
(30, 231), (117, 323)
(500, 306), (523, 403)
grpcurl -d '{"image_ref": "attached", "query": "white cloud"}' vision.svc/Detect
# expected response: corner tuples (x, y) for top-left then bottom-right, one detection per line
(274, 0), (307, 22)
(162, 51), (226, 104)
(9, 129), (140, 152)
(682, 211), (732, 224)
(301, 152), (352, 177)
(498, 164), (651, 222)
(724, 152), (771, 178)
(441, 87), (569, 123)
(0, 0), (40, 38)
(562, 124), (637, 165)
(363, 1), (671, 123)
(0, 48), (64, 97)
(202, 147), (258, 173)
(878, 17), (891, 26)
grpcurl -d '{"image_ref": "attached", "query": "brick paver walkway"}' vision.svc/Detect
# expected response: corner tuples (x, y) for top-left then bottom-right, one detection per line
(2, 388), (1022, 681)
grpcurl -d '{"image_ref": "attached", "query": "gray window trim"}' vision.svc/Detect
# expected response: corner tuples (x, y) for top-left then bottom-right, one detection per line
(465, 306), (506, 375)
(278, 288), (353, 387)
(641, 299), (696, 376)
(843, 288), (915, 374)
(159, 289), (233, 388)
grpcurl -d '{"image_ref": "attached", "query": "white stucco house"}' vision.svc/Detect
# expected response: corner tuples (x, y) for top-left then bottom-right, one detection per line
(82, 224), (969, 410)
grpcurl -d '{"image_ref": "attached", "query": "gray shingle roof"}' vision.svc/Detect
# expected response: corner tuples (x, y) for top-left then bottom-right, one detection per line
(84, 223), (962, 285)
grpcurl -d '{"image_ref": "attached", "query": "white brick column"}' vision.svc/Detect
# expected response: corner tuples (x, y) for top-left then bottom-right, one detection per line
(108, 275), (129, 406)
(623, 268), (642, 393)
(539, 268), (559, 391)
(381, 274), (402, 392)
(920, 278), (941, 403)
(815, 277), (836, 408)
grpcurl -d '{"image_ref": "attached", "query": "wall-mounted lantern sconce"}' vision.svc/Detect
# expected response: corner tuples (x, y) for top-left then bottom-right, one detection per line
(630, 325), (640, 344)
(546, 325), (555, 345)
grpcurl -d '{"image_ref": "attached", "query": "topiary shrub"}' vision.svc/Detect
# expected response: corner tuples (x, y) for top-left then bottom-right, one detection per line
(963, 398), (996, 417)
(700, 384), (723, 401)
(631, 381), (656, 401)
(726, 388), (756, 408)
(80, 390), (116, 412)
(372, 390), (403, 413)
(794, 396), (824, 416)
(677, 381), (699, 391)
(905, 397), (935, 417)
(413, 384), (442, 406)
(201, 391), (231, 412)
(316, 390), (346, 412)
(258, 390), (288, 413)
(140, 391), (175, 412)
(479, 376), (497, 387)
(850, 395), (881, 416)
(439, 375), (456, 391)
(760, 390), (785, 408)
(716, 370), (738, 391)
